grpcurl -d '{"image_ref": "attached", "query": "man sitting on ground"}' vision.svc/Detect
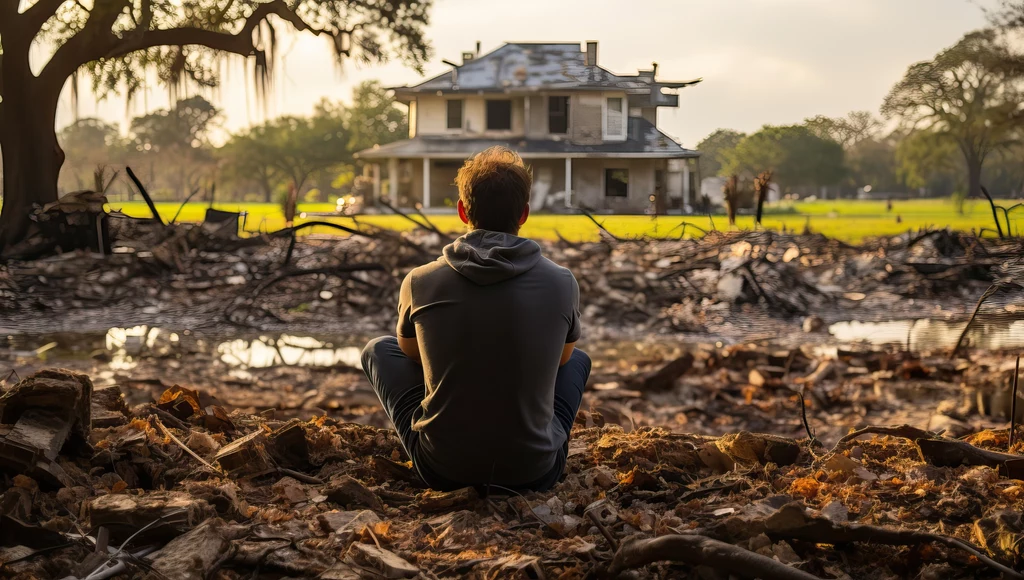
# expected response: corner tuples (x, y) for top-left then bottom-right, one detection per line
(361, 146), (590, 491)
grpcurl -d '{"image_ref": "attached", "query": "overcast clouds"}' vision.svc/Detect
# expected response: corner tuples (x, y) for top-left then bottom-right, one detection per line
(56, 0), (993, 147)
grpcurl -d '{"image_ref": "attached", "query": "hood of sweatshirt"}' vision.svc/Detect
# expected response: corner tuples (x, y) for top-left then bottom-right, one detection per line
(442, 229), (542, 285)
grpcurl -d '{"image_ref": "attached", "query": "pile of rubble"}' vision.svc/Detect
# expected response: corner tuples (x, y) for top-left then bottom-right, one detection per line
(2, 367), (1024, 579)
(1, 219), (1020, 336)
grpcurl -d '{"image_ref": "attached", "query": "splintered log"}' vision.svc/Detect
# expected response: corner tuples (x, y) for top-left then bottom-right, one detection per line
(0, 369), (93, 482)
(0, 368), (92, 441)
(608, 533), (822, 579)
(145, 518), (235, 580)
(87, 491), (216, 542)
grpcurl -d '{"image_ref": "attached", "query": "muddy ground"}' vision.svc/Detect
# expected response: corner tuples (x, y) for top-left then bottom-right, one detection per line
(2, 222), (1024, 579)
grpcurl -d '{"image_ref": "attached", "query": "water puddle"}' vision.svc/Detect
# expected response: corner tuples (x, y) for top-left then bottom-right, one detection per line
(830, 318), (1024, 351)
(3, 326), (365, 371)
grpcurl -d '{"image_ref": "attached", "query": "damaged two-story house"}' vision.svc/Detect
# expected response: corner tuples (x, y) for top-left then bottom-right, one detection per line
(355, 41), (702, 213)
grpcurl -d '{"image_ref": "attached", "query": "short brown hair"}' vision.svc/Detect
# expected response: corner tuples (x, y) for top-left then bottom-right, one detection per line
(455, 146), (533, 233)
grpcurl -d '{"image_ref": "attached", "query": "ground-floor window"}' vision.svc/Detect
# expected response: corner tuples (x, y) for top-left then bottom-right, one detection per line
(605, 168), (629, 197)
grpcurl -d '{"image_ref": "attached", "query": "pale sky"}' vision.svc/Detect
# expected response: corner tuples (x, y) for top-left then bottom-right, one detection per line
(56, 0), (994, 148)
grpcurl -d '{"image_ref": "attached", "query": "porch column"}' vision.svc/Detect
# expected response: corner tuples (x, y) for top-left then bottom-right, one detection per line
(422, 157), (432, 209)
(388, 158), (399, 205)
(372, 163), (381, 203)
(682, 160), (691, 207)
(564, 157), (573, 208)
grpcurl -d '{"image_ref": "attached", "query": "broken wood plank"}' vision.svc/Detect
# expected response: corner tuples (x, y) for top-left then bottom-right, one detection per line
(91, 385), (129, 428)
(144, 518), (234, 580)
(346, 542), (418, 579)
(213, 430), (268, 475)
(268, 420), (309, 469)
(325, 475), (384, 512)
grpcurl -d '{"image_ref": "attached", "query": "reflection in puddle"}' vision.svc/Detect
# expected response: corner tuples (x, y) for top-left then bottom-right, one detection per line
(830, 318), (1024, 351)
(1, 326), (365, 371)
(217, 335), (362, 369)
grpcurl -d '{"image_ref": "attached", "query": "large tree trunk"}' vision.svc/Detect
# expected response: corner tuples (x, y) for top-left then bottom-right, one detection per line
(967, 156), (983, 201)
(0, 60), (65, 252)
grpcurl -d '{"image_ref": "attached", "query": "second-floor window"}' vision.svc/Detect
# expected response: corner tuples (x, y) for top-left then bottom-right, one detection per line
(548, 96), (569, 134)
(487, 99), (512, 131)
(446, 99), (463, 130)
(604, 97), (626, 139)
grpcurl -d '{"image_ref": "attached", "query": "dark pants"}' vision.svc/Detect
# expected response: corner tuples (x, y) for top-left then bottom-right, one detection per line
(360, 336), (591, 491)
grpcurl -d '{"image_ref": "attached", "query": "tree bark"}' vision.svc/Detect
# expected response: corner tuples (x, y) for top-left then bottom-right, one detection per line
(0, 46), (66, 252)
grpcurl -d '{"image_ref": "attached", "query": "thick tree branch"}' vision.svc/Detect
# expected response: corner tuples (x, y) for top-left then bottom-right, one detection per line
(23, 0), (68, 38)
(40, 0), (129, 92)
(40, 0), (336, 97)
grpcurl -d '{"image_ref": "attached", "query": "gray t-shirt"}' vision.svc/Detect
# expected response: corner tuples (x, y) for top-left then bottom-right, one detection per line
(397, 229), (581, 486)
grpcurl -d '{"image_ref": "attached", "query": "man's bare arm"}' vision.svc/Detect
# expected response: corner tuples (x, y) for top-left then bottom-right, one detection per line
(398, 336), (422, 364)
(560, 342), (576, 366)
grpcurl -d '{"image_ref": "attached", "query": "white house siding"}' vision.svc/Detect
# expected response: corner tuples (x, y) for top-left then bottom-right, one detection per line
(572, 158), (658, 213)
(570, 95), (604, 145)
(527, 95), (547, 138)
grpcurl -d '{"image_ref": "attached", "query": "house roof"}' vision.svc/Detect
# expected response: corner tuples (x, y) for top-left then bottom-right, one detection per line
(355, 117), (699, 160)
(390, 42), (701, 100)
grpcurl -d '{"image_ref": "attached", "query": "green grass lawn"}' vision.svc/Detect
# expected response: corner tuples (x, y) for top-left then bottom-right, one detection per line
(102, 198), (1023, 243)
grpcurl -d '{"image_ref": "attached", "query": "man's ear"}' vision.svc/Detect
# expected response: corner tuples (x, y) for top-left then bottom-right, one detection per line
(518, 203), (530, 226)
(457, 199), (470, 225)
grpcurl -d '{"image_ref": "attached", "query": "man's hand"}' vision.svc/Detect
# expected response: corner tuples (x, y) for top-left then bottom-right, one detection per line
(560, 342), (576, 366)
(398, 336), (422, 364)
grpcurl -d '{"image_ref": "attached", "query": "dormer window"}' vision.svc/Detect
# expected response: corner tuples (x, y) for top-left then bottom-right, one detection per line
(486, 99), (512, 131)
(446, 99), (463, 130)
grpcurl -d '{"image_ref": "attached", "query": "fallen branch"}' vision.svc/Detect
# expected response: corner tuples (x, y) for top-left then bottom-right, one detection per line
(153, 416), (225, 476)
(980, 185), (1004, 239)
(608, 534), (823, 579)
(799, 386), (818, 446)
(252, 263), (387, 297)
(1013, 356), (1021, 451)
(829, 424), (939, 452)
(916, 438), (1023, 476)
(950, 283), (1002, 360)
(765, 503), (1024, 580)
(168, 187), (203, 225)
(577, 207), (622, 242)
(276, 221), (373, 267)
(411, 205), (450, 240)
(125, 166), (166, 228)
(379, 199), (440, 235)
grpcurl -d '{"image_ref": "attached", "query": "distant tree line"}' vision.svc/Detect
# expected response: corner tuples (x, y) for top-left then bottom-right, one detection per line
(696, 28), (1024, 211)
(52, 80), (406, 205)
